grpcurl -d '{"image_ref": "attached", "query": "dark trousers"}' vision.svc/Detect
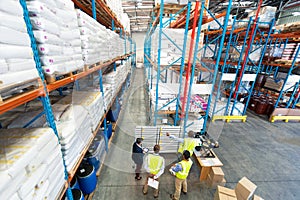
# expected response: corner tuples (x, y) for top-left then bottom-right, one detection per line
(135, 163), (142, 178)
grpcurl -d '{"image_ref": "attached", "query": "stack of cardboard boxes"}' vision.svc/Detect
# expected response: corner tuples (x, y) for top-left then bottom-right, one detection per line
(206, 167), (226, 188)
(214, 177), (264, 200)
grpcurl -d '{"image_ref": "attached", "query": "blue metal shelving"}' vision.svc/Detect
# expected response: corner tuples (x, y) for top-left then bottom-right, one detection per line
(14, 0), (136, 199)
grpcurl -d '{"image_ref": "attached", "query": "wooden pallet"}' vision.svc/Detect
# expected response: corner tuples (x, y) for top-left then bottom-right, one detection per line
(154, 3), (186, 15)
(272, 59), (300, 65)
(45, 68), (85, 84)
(280, 21), (300, 33)
(0, 78), (41, 103)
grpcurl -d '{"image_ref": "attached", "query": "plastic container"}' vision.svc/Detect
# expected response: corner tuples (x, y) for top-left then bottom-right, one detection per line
(70, 176), (80, 190)
(71, 188), (85, 200)
(255, 100), (268, 114)
(76, 164), (97, 195)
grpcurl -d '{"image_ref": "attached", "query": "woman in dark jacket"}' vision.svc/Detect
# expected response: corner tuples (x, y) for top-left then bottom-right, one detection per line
(132, 138), (144, 180)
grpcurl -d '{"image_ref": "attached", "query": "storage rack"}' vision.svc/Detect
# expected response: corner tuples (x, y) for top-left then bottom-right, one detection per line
(0, 0), (136, 199)
(144, 0), (233, 135)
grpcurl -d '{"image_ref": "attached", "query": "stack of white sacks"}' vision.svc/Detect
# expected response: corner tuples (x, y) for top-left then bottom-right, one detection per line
(55, 93), (104, 171)
(0, 1), (39, 91)
(151, 28), (203, 66)
(27, 0), (84, 77)
(102, 60), (131, 100)
(150, 83), (178, 111)
(0, 128), (65, 199)
(76, 9), (125, 65)
(105, 0), (124, 25)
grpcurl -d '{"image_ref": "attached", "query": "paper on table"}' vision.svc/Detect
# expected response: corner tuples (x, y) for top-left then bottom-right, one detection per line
(148, 178), (159, 189)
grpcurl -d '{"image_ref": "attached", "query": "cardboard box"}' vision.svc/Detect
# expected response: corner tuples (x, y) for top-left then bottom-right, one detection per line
(209, 167), (225, 182)
(252, 195), (264, 200)
(214, 186), (237, 200)
(235, 177), (257, 200)
(207, 175), (226, 188)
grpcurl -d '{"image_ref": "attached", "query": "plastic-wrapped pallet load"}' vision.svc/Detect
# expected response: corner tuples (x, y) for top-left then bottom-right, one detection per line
(26, 0), (84, 81)
(0, 1), (39, 94)
(76, 9), (124, 65)
(0, 128), (65, 199)
(152, 28), (195, 66)
(56, 103), (93, 172)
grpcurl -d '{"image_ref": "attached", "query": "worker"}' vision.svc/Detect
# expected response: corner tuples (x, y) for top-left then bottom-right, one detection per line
(166, 130), (200, 160)
(131, 138), (144, 180)
(143, 144), (165, 198)
(169, 150), (193, 200)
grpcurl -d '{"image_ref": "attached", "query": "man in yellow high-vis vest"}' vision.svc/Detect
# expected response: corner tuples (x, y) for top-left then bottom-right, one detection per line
(169, 150), (193, 200)
(143, 144), (165, 198)
(167, 130), (200, 160)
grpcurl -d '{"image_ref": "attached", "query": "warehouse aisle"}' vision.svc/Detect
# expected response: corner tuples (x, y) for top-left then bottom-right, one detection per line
(93, 68), (213, 200)
(93, 68), (300, 200)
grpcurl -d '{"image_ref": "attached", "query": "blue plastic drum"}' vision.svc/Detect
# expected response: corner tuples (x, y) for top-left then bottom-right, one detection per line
(70, 176), (80, 190)
(71, 188), (84, 200)
(76, 164), (97, 194)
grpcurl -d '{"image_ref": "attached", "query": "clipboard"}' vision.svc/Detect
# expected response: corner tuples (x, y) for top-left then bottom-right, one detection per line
(148, 178), (159, 189)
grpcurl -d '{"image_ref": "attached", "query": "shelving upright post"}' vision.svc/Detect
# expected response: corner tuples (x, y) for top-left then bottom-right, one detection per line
(19, 0), (73, 199)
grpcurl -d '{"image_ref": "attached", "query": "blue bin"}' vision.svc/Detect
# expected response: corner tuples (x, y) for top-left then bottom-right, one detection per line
(76, 164), (97, 195)
(85, 147), (100, 171)
(71, 188), (84, 200)
(70, 176), (80, 190)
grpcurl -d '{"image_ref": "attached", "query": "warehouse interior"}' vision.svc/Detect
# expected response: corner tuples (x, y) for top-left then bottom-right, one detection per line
(0, 0), (300, 200)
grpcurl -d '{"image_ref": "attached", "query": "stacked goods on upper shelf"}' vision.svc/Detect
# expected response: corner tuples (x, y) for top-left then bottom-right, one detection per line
(0, 1), (39, 98)
(120, 13), (131, 34)
(27, 0), (84, 81)
(240, 6), (276, 28)
(0, 128), (65, 199)
(155, 0), (188, 5)
(102, 60), (132, 104)
(150, 83), (178, 111)
(151, 28), (204, 66)
(280, 43), (300, 62)
(76, 9), (125, 65)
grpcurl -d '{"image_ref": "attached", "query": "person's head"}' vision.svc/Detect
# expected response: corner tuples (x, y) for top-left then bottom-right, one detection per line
(153, 144), (160, 154)
(187, 131), (194, 138)
(136, 138), (143, 145)
(182, 150), (190, 160)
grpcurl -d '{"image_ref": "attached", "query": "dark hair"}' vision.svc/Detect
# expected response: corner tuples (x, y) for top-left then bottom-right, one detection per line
(183, 150), (190, 160)
(153, 144), (160, 153)
(136, 138), (143, 144)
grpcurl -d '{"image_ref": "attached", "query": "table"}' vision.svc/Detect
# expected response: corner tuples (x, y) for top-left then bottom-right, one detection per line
(193, 149), (223, 181)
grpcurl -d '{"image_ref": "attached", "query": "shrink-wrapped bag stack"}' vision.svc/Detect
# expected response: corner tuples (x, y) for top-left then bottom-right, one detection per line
(76, 9), (125, 65)
(0, 128), (65, 199)
(27, 0), (84, 78)
(0, 1), (39, 92)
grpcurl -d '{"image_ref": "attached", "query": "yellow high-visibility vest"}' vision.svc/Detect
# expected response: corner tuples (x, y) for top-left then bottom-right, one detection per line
(148, 154), (163, 175)
(176, 159), (193, 180)
(178, 138), (197, 156)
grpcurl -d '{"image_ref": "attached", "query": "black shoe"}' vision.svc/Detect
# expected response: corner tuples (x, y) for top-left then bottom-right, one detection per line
(170, 194), (175, 199)
(182, 191), (187, 195)
(135, 176), (142, 180)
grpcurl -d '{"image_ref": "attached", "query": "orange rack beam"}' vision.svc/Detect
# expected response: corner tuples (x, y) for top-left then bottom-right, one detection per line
(0, 86), (45, 115)
(47, 54), (131, 92)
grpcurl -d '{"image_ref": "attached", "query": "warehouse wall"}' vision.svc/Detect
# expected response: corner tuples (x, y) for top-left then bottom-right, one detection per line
(132, 32), (146, 63)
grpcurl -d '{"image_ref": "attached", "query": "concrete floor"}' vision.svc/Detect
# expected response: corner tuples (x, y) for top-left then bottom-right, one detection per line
(93, 68), (300, 200)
